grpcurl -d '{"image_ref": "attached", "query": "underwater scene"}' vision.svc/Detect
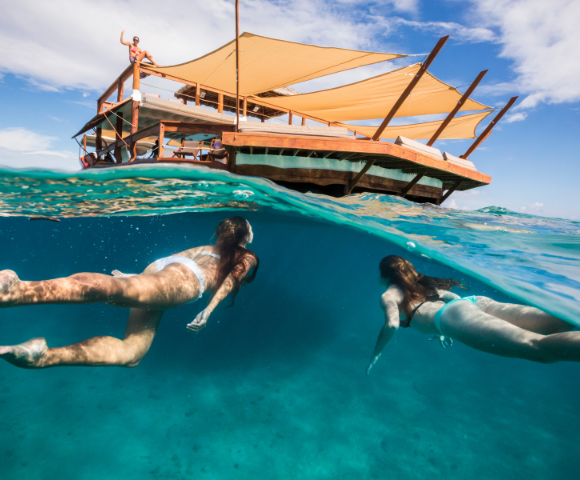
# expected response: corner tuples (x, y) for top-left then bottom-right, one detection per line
(1, 165), (579, 479)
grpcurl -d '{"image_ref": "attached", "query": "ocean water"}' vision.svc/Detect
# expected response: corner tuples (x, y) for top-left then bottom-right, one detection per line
(1, 165), (579, 479)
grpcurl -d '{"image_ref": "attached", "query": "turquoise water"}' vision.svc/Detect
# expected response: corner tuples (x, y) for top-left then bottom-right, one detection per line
(1, 165), (579, 479)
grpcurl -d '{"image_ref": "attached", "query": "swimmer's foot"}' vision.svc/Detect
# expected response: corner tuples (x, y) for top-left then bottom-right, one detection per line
(0, 337), (48, 369)
(0, 270), (21, 307)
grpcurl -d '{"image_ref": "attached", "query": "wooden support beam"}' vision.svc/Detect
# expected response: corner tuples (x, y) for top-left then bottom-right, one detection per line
(117, 78), (124, 103)
(243, 97), (247, 118)
(157, 123), (165, 159)
(372, 35), (449, 141)
(114, 112), (124, 163)
(288, 111), (293, 125)
(196, 84), (201, 106)
(347, 159), (376, 193)
(460, 96), (518, 159)
(301, 117), (306, 126)
(439, 179), (463, 204)
(235, 0), (240, 132)
(98, 64), (134, 113)
(228, 148), (237, 173)
(83, 134), (87, 154)
(469, 129), (493, 153)
(401, 172), (426, 197)
(426, 69), (488, 146)
(129, 61), (140, 161)
(218, 93), (224, 113)
(96, 127), (102, 152)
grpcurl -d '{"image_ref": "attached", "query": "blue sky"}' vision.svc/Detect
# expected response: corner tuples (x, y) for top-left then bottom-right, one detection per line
(0, 0), (578, 219)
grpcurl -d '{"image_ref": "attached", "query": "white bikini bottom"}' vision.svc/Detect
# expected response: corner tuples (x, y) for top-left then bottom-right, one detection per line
(155, 256), (205, 300)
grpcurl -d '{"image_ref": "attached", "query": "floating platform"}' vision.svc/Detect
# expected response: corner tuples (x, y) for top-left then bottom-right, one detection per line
(73, 33), (518, 204)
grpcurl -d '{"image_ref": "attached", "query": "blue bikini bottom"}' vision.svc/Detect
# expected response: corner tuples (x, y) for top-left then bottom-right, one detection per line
(434, 296), (478, 335)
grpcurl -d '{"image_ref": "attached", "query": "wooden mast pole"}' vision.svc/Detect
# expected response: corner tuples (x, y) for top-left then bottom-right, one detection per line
(426, 69), (488, 146)
(235, 0), (240, 132)
(129, 60), (140, 160)
(460, 96), (518, 159)
(372, 35), (449, 141)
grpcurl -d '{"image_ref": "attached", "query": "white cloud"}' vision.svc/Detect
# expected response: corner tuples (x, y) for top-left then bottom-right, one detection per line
(468, 0), (580, 108)
(0, 148), (80, 171)
(476, 81), (519, 97)
(339, 0), (419, 14)
(388, 0), (420, 13)
(0, 128), (79, 170)
(520, 201), (544, 213)
(0, 128), (55, 152)
(0, 0), (400, 93)
(505, 112), (527, 123)
(24, 150), (74, 158)
(388, 18), (496, 43)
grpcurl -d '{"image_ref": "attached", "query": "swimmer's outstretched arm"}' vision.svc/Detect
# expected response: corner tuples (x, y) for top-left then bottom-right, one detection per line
(187, 255), (257, 333)
(367, 286), (402, 375)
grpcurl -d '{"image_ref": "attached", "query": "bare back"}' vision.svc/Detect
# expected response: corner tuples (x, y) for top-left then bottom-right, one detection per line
(381, 284), (458, 335)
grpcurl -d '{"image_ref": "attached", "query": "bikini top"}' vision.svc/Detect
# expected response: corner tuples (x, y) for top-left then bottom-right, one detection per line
(195, 251), (220, 259)
(400, 293), (442, 329)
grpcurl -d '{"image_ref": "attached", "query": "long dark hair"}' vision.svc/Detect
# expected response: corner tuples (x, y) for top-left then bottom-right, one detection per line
(379, 255), (468, 313)
(214, 216), (259, 306)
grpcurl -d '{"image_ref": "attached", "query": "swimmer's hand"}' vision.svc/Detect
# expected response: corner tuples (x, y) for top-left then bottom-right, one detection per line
(187, 309), (211, 334)
(366, 354), (381, 375)
(429, 335), (453, 349)
(111, 270), (137, 278)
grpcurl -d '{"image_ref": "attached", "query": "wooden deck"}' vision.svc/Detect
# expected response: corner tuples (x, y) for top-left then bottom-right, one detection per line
(222, 132), (490, 188)
(80, 120), (490, 203)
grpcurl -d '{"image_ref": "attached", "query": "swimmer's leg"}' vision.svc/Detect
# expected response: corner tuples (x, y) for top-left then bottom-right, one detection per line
(443, 302), (580, 363)
(0, 265), (197, 309)
(476, 296), (573, 334)
(0, 308), (162, 369)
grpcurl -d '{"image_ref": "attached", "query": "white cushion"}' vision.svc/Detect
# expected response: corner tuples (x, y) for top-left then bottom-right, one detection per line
(443, 152), (477, 171)
(239, 123), (351, 139)
(395, 136), (444, 160)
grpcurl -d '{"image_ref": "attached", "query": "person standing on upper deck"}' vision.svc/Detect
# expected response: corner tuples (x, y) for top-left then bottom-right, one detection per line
(120, 30), (159, 67)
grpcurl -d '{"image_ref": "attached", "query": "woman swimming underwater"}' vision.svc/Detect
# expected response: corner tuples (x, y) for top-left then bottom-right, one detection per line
(367, 255), (579, 374)
(0, 217), (258, 369)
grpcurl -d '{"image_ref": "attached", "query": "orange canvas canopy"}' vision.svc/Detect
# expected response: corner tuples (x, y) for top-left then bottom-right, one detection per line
(256, 63), (490, 121)
(146, 32), (405, 96)
(342, 111), (493, 140)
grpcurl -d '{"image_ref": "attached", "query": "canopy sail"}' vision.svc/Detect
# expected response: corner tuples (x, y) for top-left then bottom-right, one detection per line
(146, 32), (406, 96)
(340, 111), (493, 140)
(254, 63), (491, 122)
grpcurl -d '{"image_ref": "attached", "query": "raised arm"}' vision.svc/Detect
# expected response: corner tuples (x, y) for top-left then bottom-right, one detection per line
(367, 285), (404, 375)
(187, 254), (257, 333)
(120, 30), (131, 46)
